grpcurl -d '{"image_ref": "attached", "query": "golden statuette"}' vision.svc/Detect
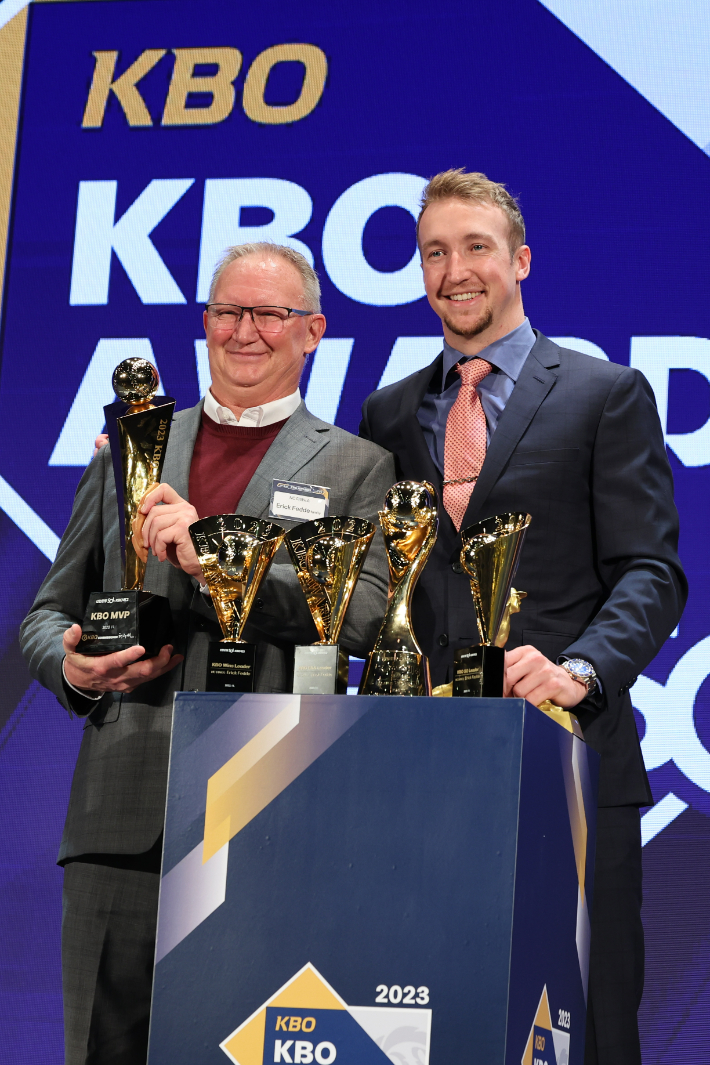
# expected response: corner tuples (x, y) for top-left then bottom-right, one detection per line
(189, 515), (284, 692)
(111, 358), (174, 591)
(453, 512), (532, 697)
(286, 516), (375, 694)
(79, 358), (175, 659)
(359, 481), (438, 697)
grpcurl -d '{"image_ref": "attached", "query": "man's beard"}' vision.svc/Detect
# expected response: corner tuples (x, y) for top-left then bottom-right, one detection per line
(441, 303), (493, 340)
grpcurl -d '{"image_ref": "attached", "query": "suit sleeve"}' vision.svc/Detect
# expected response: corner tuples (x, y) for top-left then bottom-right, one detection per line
(562, 367), (688, 700)
(359, 393), (373, 442)
(19, 448), (113, 718)
(243, 450), (395, 657)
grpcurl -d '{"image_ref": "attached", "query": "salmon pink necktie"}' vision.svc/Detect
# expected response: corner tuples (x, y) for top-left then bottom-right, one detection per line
(443, 359), (492, 530)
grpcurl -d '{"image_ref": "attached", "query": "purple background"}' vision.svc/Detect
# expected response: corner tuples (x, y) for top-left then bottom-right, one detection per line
(0, 1), (709, 1060)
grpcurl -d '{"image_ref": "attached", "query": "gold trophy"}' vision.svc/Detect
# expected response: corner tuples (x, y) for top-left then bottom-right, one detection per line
(79, 358), (175, 657)
(359, 481), (438, 697)
(286, 517), (375, 694)
(189, 515), (284, 691)
(453, 512), (532, 697)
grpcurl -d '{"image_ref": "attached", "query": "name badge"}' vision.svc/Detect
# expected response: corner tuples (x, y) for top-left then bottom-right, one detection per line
(269, 480), (330, 521)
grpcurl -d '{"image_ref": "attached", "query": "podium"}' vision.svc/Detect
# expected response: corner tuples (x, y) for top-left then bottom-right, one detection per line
(148, 695), (598, 1065)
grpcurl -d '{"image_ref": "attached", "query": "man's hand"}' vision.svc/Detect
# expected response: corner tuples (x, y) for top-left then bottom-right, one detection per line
(93, 433), (109, 456)
(504, 645), (587, 708)
(140, 483), (203, 578)
(63, 624), (183, 694)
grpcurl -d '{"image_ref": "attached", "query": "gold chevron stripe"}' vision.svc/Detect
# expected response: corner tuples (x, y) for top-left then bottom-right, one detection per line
(0, 8), (27, 317)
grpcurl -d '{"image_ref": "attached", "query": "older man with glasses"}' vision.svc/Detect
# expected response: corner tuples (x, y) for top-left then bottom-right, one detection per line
(21, 243), (395, 1065)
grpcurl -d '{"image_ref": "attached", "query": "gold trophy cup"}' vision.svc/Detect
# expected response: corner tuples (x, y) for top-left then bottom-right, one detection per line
(286, 516), (375, 694)
(189, 515), (284, 692)
(453, 512), (532, 697)
(359, 481), (438, 697)
(79, 358), (175, 658)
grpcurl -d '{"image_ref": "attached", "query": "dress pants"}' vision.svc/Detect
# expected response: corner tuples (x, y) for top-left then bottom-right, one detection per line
(61, 846), (161, 1065)
(585, 806), (644, 1065)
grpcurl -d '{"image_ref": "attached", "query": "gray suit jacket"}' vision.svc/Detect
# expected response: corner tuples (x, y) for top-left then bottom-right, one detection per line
(20, 400), (395, 861)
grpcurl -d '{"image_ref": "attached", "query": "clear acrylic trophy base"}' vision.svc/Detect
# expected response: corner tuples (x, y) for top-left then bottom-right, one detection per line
(452, 644), (505, 698)
(80, 590), (173, 659)
(358, 649), (431, 697)
(206, 641), (256, 693)
(292, 644), (349, 695)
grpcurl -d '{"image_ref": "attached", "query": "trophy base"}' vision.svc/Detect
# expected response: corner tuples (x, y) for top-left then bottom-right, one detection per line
(293, 645), (349, 695)
(358, 650), (431, 697)
(452, 644), (505, 698)
(80, 590), (173, 658)
(206, 642), (256, 693)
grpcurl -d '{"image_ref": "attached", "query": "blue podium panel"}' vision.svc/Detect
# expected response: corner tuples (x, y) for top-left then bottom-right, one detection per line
(149, 695), (598, 1065)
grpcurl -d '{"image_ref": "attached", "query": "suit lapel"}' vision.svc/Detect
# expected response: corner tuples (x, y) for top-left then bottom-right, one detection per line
(237, 402), (331, 518)
(161, 400), (203, 500)
(393, 355), (443, 490)
(461, 334), (560, 527)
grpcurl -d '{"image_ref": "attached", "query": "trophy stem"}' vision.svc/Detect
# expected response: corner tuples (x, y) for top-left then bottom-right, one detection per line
(110, 400), (175, 591)
(372, 578), (423, 655)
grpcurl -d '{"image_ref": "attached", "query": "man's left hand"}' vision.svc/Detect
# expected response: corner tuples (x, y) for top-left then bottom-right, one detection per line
(140, 483), (203, 579)
(504, 645), (587, 708)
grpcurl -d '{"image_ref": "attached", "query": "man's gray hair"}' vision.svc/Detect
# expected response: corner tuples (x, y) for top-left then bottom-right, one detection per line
(207, 242), (321, 312)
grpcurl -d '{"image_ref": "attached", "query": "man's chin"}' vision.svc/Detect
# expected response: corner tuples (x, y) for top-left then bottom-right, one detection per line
(441, 307), (493, 340)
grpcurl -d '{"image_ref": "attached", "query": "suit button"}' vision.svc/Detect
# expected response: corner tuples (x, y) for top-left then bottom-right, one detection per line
(255, 598), (264, 609)
(451, 561), (463, 574)
(438, 633), (449, 647)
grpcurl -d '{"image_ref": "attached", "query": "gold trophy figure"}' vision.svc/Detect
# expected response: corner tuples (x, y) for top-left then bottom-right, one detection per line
(286, 516), (375, 694)
(189, 515), (284, 692)
(452, 512), (532, 697)
(79, 358), (175, 658)
(359, 481), (438, 697)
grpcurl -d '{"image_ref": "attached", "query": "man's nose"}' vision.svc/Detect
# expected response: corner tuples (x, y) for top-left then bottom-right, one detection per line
(446, 250), (472, 282)
(232, 309), (259, 340)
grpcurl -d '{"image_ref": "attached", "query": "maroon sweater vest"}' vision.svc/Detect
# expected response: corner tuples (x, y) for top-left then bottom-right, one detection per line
(188, 411), (286, 518)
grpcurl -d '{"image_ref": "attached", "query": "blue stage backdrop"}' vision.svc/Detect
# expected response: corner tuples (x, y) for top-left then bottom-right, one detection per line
(0, 0), (709, 1061)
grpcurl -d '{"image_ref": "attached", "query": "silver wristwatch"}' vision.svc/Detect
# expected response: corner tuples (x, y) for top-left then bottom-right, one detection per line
(560, 658), (598, 695)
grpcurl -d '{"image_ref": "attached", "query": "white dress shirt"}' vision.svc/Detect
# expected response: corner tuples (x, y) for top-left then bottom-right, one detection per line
(203, 387), (301, 427)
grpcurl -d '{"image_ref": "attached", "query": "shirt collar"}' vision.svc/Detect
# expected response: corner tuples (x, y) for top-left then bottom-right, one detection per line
(203, 387), (301, 427)
(442, 318), (536, 385)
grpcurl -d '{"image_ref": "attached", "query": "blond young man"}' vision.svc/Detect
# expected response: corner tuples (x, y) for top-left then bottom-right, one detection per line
(360, 169), (686, 1065)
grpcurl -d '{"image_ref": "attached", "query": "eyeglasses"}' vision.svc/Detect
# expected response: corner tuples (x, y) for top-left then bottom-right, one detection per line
(205, 304), (314, 335)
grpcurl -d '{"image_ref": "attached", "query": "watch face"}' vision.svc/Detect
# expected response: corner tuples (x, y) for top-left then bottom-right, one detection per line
(566, 659), (595, 682)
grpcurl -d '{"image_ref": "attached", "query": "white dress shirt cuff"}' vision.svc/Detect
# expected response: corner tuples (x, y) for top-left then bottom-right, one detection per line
(62, 656), (103, 700)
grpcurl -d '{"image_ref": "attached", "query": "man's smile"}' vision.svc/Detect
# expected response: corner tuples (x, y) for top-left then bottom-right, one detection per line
(445, 290), (484, 302)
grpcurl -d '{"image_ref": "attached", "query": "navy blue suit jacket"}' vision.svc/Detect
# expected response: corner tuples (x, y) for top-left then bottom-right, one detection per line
(360, 332), (687, 807)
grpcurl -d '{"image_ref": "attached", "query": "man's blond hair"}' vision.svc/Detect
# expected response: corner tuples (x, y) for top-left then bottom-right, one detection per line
(417, 169), (525, 255)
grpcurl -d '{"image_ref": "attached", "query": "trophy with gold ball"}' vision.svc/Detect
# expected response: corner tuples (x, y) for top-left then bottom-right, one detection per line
(79, 358), (175, 657)
(359, 481), (438, 697)
(286, 516), (375, 694)
(452, 512), (532, 697)
(189, 515), (284, 691)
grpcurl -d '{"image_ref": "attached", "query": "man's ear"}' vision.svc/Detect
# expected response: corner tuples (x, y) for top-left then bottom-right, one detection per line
(304, 313), (327, 353)
(515, 244), (531, 281)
